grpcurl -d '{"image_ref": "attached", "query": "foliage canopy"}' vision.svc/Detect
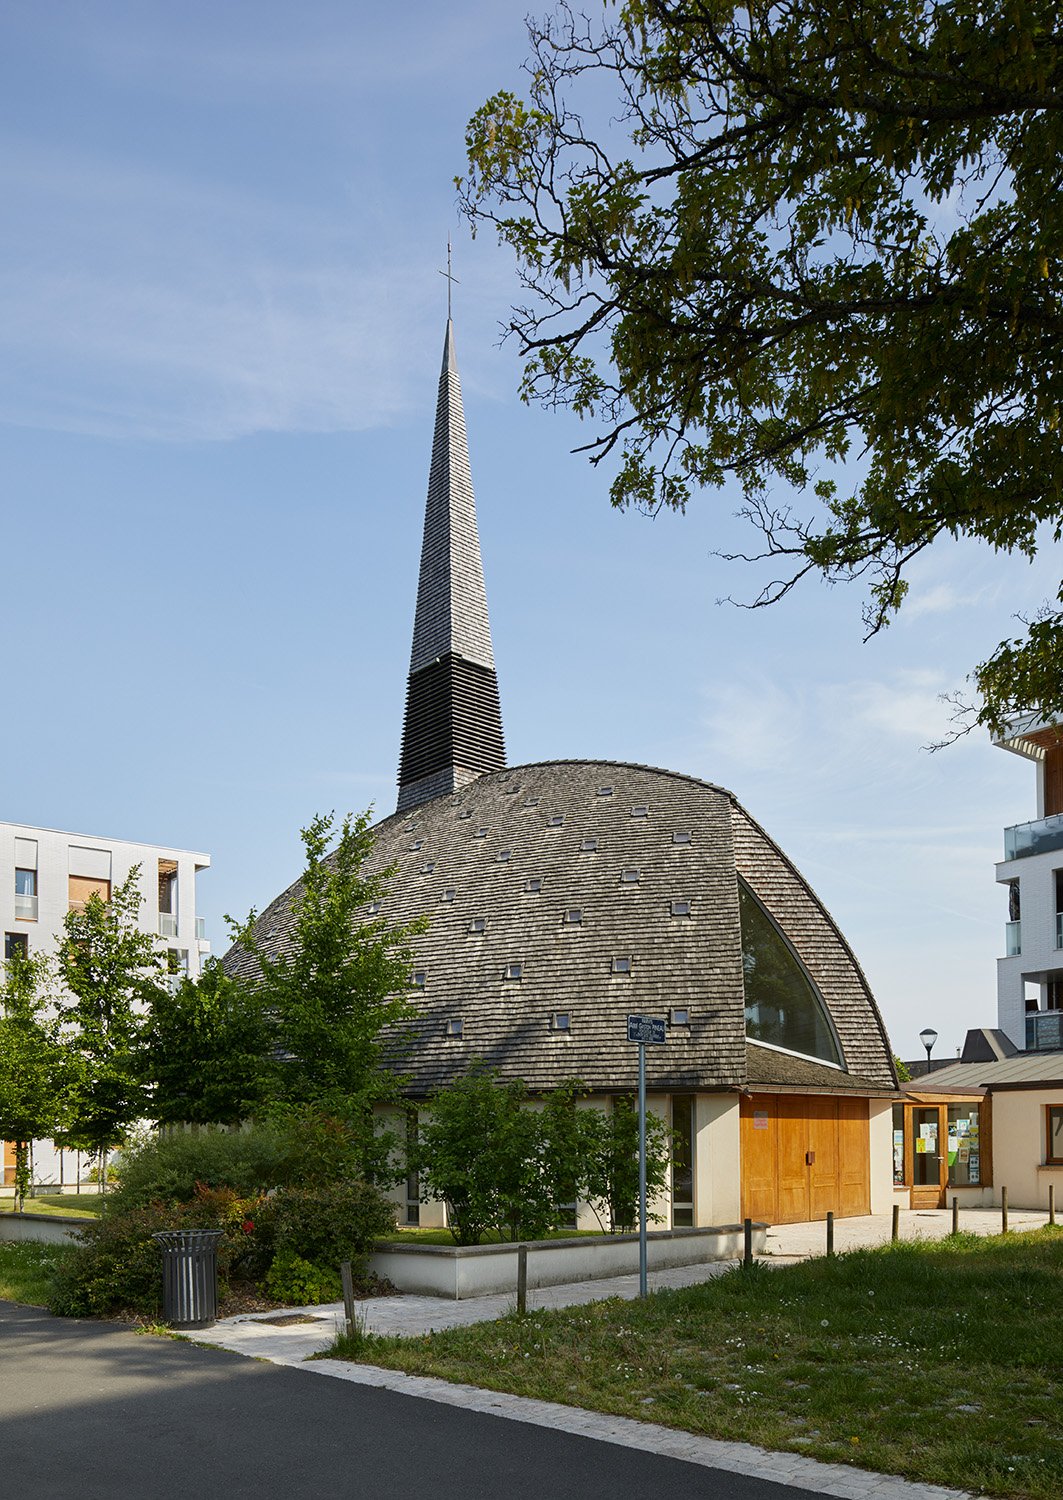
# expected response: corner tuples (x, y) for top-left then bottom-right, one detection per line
(462, 0), (1063, 735)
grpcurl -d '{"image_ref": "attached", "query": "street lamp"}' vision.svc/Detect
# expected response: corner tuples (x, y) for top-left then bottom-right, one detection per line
(919, 1027), (938, 1074)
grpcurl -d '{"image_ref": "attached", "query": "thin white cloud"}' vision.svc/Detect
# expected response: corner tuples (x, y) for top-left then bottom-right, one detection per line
(904, 581), (1000, 620)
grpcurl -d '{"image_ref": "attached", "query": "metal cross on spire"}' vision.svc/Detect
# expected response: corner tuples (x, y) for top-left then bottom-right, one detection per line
(438, 236), (460, 319)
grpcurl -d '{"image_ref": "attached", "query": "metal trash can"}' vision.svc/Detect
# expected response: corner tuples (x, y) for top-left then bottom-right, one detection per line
(152, 1229), (222, 1330)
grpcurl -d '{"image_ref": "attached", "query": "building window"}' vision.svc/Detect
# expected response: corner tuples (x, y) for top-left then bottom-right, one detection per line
(475, 827), (488, 839)
(597, 786), (613, 797)
(445, 1017), (464, 1038)
(497, 849), (512, 862)
(458, 809), (472, 820)
(504, 962), (523, 981)
(948, 1104), (982, 1187)
(611, 956), (632, 975)
(441, 889), (455, 903)
(671, 1094), (695, 1227)
(621, 868), (640, 884)
(405, 1109), (420, 1226)
(421, 861), (436, 874)
(468, 918), (486, 934)
(892, 1103), (906, 1185)
(631, 805), (648, 818)
(1047, 1106), (1063, 1166)
(409, 840), (423, 851)
(671, 900), (691, 918)
(14, 868), (38, 921)
(412, 971), (426, 989)
(548, 815), (564, 827)
(669, 1007), (690, 1028)
(551, 1012), (571, 1032)
(580, 838), (598, 853)
(68, 874), (112, 911)
(524, 797), (540, 808)
(368, 900), (382, 915)
(739, 879), (842, 1067)
(525, 878), (542, 893)
(564, 909), (583, 926)
(4, 932), (28, 961)
(672, 831), (692, 844)
(158, 859), (178, 938)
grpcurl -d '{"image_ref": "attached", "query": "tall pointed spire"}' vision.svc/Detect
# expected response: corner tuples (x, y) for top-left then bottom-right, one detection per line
(397, 319), (505, 811)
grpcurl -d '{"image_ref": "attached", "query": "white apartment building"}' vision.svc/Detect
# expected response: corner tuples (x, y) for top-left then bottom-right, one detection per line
(2, 820), (210, 1189)
(994, 715), (1063, 1051)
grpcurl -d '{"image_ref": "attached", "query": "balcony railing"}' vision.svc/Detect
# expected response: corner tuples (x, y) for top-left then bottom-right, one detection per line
(158, 913), (178, 938)
(1004, 812), (1063, 861)
(1005, 920), (1022, 956)
(13, 894), (38, 921)
(1026, 1011), (1063, 1052)
(195, 917), (206, 940)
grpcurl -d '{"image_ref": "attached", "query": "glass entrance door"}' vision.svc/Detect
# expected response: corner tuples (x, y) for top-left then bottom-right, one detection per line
(911, 1107), (944, 1206)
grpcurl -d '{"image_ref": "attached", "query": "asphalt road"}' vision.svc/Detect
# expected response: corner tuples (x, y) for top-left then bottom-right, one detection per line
(0, 1300), (808, 1500)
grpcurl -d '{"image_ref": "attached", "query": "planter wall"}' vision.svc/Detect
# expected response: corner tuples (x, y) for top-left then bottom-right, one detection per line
(0, 1213), (88, 1245)
(369, 1223), (765, 1300)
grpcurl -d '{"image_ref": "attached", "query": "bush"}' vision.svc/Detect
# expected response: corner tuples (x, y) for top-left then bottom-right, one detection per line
(264, 1251), (341, 1306)
(270, 1181), (395, 1274)
(107, 1124), (294, 1211)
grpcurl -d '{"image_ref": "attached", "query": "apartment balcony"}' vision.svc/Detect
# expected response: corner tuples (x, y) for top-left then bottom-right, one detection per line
(158, 913), (178, 938)
(1005, 920), (1022, 957)
(1026, 1011), (1063, 1053)
(1004, 812), (1063, 861)
(14, 894), (38, 921)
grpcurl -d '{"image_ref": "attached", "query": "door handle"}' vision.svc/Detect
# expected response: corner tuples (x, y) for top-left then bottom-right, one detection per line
(806, 1151), (815, 1166)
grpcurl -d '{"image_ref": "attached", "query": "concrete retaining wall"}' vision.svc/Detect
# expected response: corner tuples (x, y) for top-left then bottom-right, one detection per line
(0, 1213), (89, 1245)
(369, 1223), (765, 1299)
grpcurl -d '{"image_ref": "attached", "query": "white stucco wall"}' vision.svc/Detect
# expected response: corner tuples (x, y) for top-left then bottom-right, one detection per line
(989, 1087), (1063, 1210)
(868, 1098), (894, 1214)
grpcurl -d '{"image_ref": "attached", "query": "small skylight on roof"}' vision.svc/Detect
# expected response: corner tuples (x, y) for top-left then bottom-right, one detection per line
(504, 962), (523, 981)
(670, 1007), (690, 1028)
(469, 918), (486, 934)
(672, 830), (692, 844)
(412, 971), (426, 989)
(631, 805), (648, 818)
(441, 889), (455, 903)
(597, 786), (613, 797)
(497, 849), (512, 862)
(403, 822), (417, 833)
(421, 862), (435, 874)
(368, 901), (382, 915)
(525, 877), (542, 893)
(524, 796), (540, 808)
(564, 909), (583, 926)
(621, 868), (640, 884)
(611, 956), (632, 975)
(671, 900), (691, 917)
(551, 1012), (571, 1033)
(506, 784), (520, 794)
(409, 839), (423, 851)
(458, 809), (472, 820)
(445, 1017), (464, 1038)
(475, 827), (488, 838)
(548, 814), (564, 827)
(580, 837), (598, 853)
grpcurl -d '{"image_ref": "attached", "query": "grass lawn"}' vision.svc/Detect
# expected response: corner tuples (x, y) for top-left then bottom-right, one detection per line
(382, 1227), (606, 1247)
(0, 1194), (103, 1218)
(0, 1243), (74, 1306)
(334, 1228), (1063, 1500)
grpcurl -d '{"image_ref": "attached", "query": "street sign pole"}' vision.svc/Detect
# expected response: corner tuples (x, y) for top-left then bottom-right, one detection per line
(638, 1037), (647, 1298)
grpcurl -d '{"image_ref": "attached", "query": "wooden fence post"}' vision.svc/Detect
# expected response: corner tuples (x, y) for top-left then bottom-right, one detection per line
(952, 1197), (959, 1236)
(1001, 1186), (1009, 1235)
(1050, 1184), (1056, 1226)
(891, 1203), (899, 1242)
(340, 1260), (356, 1339)
(516, 1244), (528, 1316)
(743, 1218), (753, 1268)
(826, 1211), (834, 1257)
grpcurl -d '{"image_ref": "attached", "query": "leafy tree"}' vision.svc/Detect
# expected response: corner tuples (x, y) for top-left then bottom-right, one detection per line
(55, 869), (165, 1188)
(894, 1054), (912, 1083)
(144, 962), (270, 1127)
(581, 1096), (672, 1234)
(0, 952), (66, 1210)
(228, 811), (424, 1178)
(462, 0), (1063, 736)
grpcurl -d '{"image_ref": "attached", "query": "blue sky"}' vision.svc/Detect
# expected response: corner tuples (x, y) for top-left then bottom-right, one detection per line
(2, 1), (1053, 1064)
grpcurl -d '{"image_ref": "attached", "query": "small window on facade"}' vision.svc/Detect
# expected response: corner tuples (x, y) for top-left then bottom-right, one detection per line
(497, 849), (512, 862)
(670, 1007), (691, 1027)
(446, 1017), (464, 1038)
(564, 908), (583, 926)
(548, 814), (564, 827)
(612, 956), (632, 975)
(368, 900), (382, 915)
(504, 962), (523, 981)
(671, 900), (691, 917)
(621, 868), (640, 884)
(412, 971), (426, 989)
(4, 932), (28, 961)
(552, 1012), (571, 1032)
(597, 786), (613, 797)
(631, 805), (648, 818)
(441, 888), (455, 903)
(421, 862), (435, 874)
(1047, 1105), (1063, 1166)
(476, 827), (488, 838)
(468, 918), (486, 934)
(525, 877), (542, 893)
(14, 868), (38, 920)
(673, 830), (692, 844)
(524, 797), (540, 808)
(580, 838), (598, 853)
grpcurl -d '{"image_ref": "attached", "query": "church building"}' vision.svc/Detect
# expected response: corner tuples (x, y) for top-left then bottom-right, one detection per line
(239, 316), (899, 1230)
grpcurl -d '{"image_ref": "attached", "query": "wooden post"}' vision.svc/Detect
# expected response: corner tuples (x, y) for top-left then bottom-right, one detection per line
(1001, 1186), (1009, 1235)
(891, 1203), (899, 1242)
(516, 1244), (528, 1316)
(743, 1218), (753, 1268)
(952, 1197), (959, 1235)
(1050, 1183), (1056, 1226)
(340, 1260), (357, 1339)
(826, 1211), (834, 1257)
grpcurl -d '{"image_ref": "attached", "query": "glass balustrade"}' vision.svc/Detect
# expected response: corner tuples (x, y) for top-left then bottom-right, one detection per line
(1005, 920), (1022, 956)
(1004, 813), (1063, 860)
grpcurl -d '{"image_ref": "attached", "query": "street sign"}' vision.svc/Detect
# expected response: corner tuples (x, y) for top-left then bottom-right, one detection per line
(627, 1014), (666, 1045)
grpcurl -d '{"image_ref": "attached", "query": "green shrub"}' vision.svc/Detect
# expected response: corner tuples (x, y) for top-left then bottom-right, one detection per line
(107, 1124), (294, 1211)
(270, 1181), (395, 1274)
(264, 1251), (341, 1306)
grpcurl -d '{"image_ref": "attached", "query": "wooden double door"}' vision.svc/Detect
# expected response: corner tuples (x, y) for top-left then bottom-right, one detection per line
(741, 1093), (870, 1224)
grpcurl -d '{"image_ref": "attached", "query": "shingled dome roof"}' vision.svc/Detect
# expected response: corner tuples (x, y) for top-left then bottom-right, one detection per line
(233, 759), (896, 1098)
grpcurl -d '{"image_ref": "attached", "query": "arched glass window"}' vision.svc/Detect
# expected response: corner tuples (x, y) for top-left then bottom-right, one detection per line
(738, 881), (843, 1067)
